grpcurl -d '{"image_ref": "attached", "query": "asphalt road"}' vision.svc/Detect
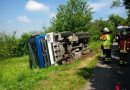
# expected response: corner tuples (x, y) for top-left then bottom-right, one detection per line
(85, 42), (130, 90)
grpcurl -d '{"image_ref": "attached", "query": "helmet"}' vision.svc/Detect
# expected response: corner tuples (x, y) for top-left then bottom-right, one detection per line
(103, 27), (110, 33)
(123, 31), (127, 35)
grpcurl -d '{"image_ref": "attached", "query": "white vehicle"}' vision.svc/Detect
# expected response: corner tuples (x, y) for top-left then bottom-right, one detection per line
(45, 32), (65, 65)
(45, 31), (89, 65)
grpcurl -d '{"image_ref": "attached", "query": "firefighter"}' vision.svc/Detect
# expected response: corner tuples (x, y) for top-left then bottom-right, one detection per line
(115, 31), (122, 45)
(100, 30), (106, 57)
(119, 31), (130, 65)
(100, 28), (113, 61)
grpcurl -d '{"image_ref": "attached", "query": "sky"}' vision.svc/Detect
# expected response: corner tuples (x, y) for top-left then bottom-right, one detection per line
(0, 0), (127, 37)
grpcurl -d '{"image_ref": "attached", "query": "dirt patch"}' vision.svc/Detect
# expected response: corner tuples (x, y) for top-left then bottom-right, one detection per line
(34, 80), (49, 90)
(66, 51), (95, 64)
(77, 53), (97, 69)
(81, 52), (95, 60)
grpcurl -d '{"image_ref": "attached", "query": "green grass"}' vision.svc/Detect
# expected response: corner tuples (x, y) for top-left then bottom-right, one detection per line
(89, 40), (102, 51)
(33, 56), (98, 90)
(0, 43), (99, 90)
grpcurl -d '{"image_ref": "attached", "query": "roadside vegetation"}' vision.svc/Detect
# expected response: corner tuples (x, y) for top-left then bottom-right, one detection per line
(0, 50), (99, 90)
(89, 41), (102, 51)
(0, 40), (100, 90)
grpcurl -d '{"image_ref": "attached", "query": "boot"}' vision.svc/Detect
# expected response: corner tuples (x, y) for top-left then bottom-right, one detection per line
(119, 60), (123, 65)
(123, 61), (128, 65)
(105, 57), (111, 62)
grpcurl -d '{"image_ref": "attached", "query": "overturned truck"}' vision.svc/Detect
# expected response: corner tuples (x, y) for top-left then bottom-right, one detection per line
(27, 31), (89, 69)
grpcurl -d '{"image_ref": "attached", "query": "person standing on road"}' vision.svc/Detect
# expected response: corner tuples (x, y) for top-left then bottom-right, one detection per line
(100, 27), (113, 61)
(115, 31), (122, 45)
(99, 30), (106, 57)
(119, 31), (130, 65)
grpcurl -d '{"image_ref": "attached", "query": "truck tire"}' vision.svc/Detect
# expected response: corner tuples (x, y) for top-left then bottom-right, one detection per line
(61, 31), (73, 37)
(79, 36), (89, 40)
(71, 50), (82, 60)
(76, 32), (89, 36)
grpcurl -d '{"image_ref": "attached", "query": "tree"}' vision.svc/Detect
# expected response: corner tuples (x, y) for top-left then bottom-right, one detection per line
(112, 0), (130, 23)
(88, 16), (126, 41)
(87, 18), (110, 40)
(16, 33), (31, 56)
(0, 31), (31, 60)
(108, 14), (126, 26)
(50, 0), (92, 32)
(112, 0), (130, 9)
(101, 14), (126, 35)
(0, 31), (17, 60)
(112, 0), (123, 7)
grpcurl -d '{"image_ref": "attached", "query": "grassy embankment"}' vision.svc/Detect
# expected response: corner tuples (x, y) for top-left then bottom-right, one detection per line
(0, 41), (101, 90)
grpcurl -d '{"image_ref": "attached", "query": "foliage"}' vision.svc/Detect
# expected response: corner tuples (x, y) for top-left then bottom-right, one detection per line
(112, 0), (130, 9)
(112, 0), (130, 23)
(123, 0), (130, 23)
(50, 0), (92, 32)
(108, 14), (127, 26)
(123, 0), (130, 9)
(88, 19), (107, 40)
(89, 14), (127, 41)
(0, 32), (31, 60)
(112, 0), (123, 7)
(16, 33), (31, 56)
(0, 31), (17, 60)
(42, 26), (53, 34)
(88, 18), (115, 40)
(89, 41), (102, 51)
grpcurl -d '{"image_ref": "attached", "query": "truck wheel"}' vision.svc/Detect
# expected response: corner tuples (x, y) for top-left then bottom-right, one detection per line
(76, 32), (89, 36)
(61, 31), (73, 37)
(71, 51), (82, 60)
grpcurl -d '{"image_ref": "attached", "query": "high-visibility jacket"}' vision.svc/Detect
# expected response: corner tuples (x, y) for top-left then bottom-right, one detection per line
(119, 36), (130, 53)
(100, 34), (113, 49)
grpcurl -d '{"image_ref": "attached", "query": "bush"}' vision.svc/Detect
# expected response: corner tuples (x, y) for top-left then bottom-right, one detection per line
(0, 32), (31, 60)
(0, 32), (17, 60)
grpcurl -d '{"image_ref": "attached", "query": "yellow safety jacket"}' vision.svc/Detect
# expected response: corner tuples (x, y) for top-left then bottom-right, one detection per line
(100, 34), (112, 49)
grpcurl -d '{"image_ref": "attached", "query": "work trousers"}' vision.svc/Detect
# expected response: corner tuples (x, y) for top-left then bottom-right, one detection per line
(120, 52), (128, 61)
(104, 49), (111, 58)
(101, 45), (105, 55)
